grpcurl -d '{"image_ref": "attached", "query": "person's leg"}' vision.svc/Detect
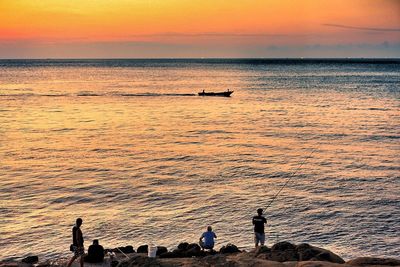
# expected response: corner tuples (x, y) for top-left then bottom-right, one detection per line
(199, 240), (205, 251)
(79, 255), (84, 267)
(67, 255), (77, 267)
(254, 233), (259, 248)
(260, 233), (265, 246)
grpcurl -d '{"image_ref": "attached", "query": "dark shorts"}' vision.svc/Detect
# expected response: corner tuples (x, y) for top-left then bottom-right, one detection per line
(72, 246), (85, 257)
(199, 240), (214, 250)
(254, 232), (265, 245)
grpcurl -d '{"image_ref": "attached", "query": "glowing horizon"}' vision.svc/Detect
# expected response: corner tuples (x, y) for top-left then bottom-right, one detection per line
(1, 0), (399, 58)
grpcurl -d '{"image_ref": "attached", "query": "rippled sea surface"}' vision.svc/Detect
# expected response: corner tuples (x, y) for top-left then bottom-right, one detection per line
(0, 59), (399, 260)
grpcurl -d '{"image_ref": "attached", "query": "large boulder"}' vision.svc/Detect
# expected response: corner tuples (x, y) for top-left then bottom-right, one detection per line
(219, 244), (240, 254)
(156, 246), (168, 256)
(257, 241), (298, 262)
(187, 243), (201, 251)
(185, 244), (204, 257)
(177, 242), (189, 250)
(296, 243), (344, 264)
(136, 245), (148, 254)
(271, 241), (296, 251)
(256, 242), (344, 263)
(255, 245), (271, 256)
(347, 257), (400, 266)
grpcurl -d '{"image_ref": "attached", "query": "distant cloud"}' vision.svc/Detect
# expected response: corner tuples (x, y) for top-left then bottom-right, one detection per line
(323, 23), (400, 32)
(127, 32), (307, 38)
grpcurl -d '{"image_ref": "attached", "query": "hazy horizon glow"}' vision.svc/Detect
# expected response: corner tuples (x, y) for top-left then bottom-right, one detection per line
(1, 0), (400, 58)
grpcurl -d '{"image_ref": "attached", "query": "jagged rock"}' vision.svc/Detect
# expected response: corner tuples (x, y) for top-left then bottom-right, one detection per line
(187, 243), (201, 251)
(219, 244), (240, 254)
(156, 246), (168, 256)
(255, 245), (271, 256)
(21, 256), (38, 264)
(297, 243), (312, 251)
(347, 257), (400, 266)
(296, 243), (344, 264)
(271, 241), (296, 251)
(136, 245), (148, 254)
(256, 241), (297, 262)
(117, 254), (160, 267)
(297, 244), (321, 261)
(158, 251), (179, 258)
(271, 250), (298, 262)
(201, 254), (229, 266)
(184, 249), (201, 257)
(177, 242), (189, 250)
(185, 246), (205, 257)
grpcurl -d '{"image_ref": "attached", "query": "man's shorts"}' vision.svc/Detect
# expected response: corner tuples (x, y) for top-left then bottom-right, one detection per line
(254, 232), (265, 245)
(72, 246), (85, 257)
(199, 240), (214, 250)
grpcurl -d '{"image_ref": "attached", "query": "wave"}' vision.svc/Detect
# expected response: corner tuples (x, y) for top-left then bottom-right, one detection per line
(1, 92), (197, 98)
(0, 93), (69, 97)
(117, 93), (196, 97)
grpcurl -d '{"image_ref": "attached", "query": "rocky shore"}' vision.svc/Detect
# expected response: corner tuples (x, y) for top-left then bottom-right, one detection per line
(1, 241), (399, 267)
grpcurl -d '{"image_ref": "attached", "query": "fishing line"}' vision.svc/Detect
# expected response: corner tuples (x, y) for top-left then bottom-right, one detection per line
(265, 146), (319, 211)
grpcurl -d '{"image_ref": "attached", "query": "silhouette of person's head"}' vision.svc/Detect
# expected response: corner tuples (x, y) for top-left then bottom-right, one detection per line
(257, 208), (263, 215)
(76, 218), (83, 227)
(93, 239), (99, 245)
(207, 226), (212, 231)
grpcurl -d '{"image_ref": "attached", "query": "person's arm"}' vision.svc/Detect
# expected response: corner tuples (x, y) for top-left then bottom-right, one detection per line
(199, 233), (204, 242)
(214, 233), (217, 238)
(252, 217), (255, 225)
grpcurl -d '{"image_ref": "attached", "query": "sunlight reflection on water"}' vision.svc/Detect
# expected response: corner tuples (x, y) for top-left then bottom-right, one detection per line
(0, 60), (399, 260)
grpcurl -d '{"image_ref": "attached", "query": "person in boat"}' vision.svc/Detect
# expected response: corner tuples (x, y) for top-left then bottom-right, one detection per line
(199, 226), (217, 251)
(202, 89), (205, 93)
(252, 208), (267, 247)
(67, 218), (85, 267)
(84, 239), (104, 263)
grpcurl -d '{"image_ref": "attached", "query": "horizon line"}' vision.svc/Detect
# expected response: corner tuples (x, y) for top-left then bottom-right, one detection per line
(1, 57), (400, 60)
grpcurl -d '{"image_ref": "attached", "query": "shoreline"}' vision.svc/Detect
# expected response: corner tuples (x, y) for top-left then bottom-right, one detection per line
(2, 241), (399, 267)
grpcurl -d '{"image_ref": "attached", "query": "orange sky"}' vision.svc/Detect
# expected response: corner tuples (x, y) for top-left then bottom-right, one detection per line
(0, 0), (399, 58)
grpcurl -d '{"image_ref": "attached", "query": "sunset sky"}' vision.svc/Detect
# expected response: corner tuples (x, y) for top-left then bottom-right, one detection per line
(1, 0), (399, 58)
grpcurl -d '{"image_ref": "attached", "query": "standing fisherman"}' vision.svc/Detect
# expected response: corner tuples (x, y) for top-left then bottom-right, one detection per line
(252, 208), (267, 247)
(67, 218), (85, 267)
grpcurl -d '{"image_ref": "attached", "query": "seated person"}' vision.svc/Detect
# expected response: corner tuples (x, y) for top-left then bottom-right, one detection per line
(199, 226), (217, 251)
(84, 239), (104, 263)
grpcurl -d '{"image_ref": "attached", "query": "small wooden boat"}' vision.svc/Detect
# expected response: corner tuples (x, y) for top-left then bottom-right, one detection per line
(198, 90), (233, 97)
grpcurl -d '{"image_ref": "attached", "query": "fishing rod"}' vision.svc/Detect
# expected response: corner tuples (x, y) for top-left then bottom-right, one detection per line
(265, 146), (319, 211)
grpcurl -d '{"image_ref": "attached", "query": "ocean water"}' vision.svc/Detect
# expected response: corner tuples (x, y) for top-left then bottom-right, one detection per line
(0, 59), (399, 261)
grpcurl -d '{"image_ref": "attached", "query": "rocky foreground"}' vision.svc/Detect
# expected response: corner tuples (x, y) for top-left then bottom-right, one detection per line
(1, 241), (399, 267)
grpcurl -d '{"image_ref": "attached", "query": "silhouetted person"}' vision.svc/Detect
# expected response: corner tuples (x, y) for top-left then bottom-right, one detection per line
(67, 218), (84, 267)
(252, 208), (267, 247)
(85, 239), (104, 263)
(199, 226), (217, 251)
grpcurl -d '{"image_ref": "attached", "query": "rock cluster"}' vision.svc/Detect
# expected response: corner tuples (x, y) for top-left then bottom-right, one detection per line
(255, 241), (345, 263)
(2, 242), (399, 267)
